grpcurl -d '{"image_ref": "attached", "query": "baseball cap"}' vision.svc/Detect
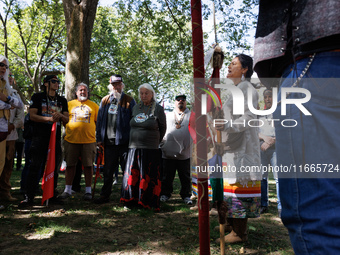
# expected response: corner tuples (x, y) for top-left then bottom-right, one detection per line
(110, 75), (123, 84)
(43, 75), (59, 83)
(175, 94), (186, 100)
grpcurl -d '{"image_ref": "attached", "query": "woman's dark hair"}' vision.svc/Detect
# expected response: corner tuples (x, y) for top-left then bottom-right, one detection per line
(236, 54), (253, 78)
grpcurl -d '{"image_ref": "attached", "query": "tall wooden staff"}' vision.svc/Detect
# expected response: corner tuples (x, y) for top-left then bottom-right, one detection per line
(191, 0), (210, 254)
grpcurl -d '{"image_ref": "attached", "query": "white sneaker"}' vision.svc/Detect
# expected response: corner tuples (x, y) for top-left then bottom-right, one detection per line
(160, 195), (169, 202)
(113, 179), (118, 185)
(183, 197), (193, 205)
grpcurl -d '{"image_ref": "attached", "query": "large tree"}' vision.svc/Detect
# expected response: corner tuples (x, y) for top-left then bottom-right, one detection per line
(1, 0), (258, 104)
(0, 0), (16, 57)
(62, 0), (98, 100)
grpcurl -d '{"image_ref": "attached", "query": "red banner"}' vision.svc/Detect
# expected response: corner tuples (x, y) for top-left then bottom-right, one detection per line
(41, 122), (56, 205)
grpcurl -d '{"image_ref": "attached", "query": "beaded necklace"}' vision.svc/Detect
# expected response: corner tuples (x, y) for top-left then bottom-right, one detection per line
(139, 100), (154, 115)
(174, 111), (185, 129)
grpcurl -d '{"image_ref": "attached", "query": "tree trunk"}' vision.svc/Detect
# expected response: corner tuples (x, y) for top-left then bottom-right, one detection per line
(63, 0), (99, 100)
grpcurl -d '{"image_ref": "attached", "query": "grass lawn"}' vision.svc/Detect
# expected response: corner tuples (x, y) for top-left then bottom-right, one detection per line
(0, 161), (293, 255)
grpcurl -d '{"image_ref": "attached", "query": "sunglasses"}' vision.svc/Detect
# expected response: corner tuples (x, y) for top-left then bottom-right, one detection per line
(176, 98), (186, 102)
(50, 80), (61, 84)
(0, 62), (9, 69)
(9, 74), (14, 78)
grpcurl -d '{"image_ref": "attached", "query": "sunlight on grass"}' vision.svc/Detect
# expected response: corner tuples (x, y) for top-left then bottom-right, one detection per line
(24, 221), (72, 240)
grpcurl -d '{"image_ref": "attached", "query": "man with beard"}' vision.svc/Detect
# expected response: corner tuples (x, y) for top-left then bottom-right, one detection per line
(94, 75), (135, 204)
(160, 94), (192, 205)
(59, 83), (99, 201)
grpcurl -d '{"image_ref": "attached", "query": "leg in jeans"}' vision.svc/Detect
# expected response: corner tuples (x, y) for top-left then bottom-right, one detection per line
(275, 52), (340, 254)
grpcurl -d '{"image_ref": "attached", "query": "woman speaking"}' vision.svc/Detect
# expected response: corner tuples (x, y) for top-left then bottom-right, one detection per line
(215, 54), (261, 243)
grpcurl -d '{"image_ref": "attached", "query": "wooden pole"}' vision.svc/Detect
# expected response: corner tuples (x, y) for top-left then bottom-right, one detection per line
(191, 0), (210, 254)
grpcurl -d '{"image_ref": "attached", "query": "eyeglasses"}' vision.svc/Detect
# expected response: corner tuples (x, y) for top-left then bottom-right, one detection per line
(50, 80), (61, 84)
(0, 63), (9, 69)
(176, 98), (186, 102)
(9, 74), (14, 78)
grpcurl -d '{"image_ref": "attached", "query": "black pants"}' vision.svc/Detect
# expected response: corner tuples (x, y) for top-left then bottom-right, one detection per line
(26, 136), (61, 200)
(100, 143), (128, 198)
(15, 141), (25, 170)
(161, 158), (191, 199)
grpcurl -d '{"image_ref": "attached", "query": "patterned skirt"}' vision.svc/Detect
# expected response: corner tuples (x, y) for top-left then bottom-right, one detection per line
(120, 148), (162, 211)
(224, 180), (261, 218)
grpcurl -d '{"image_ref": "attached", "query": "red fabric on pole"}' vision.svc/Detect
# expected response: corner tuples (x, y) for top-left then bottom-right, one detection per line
(191, 0), (210, 254)
(41, 122), (57, 205)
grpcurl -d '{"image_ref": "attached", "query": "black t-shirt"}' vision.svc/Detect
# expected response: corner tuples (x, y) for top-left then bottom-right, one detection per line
(29, 92), (68, 138)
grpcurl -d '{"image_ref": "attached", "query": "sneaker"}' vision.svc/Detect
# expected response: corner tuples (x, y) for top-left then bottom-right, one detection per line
(160, 195), (169, 202)
(83, 193), (92, 201)
(94, 196), (110, 204)
(59, 192), (71, 199)
(18, 197), (34, 209)
(183, 197), (193, 205)
(112, 179), (118, 185)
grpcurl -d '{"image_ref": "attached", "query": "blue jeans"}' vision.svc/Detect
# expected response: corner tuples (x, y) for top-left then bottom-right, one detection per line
(274, 51), (340, 254)
(260, 147), (281, 210)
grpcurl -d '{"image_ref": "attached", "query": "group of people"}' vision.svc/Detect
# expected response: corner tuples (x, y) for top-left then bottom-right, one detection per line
(0, 67), (193, 213)
(1, 1), (339, 252)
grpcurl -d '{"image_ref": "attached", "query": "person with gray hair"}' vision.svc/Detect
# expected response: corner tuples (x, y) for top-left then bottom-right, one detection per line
(94, 74), (136, 204)
(59, 82), (99, 201)
(120, 83), (166, 211)
(0, 56), (23, 210)
(0, 70), (24, 202)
